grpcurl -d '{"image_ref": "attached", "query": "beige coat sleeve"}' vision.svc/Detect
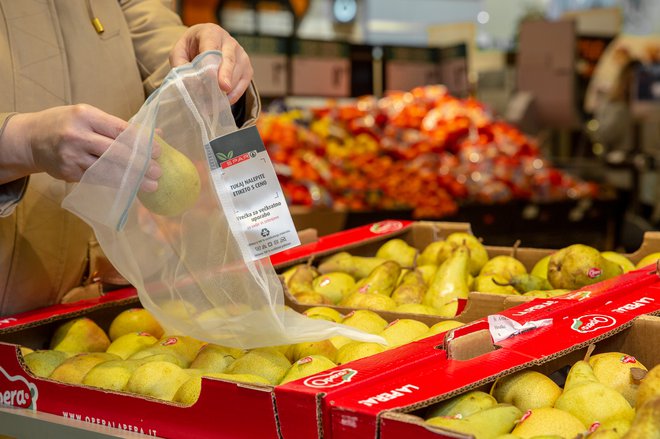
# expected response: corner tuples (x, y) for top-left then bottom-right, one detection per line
(120, 0), (188, 95)
(0, 112), (28, 217)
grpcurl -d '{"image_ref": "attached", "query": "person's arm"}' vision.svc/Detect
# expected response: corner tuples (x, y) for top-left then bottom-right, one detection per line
(0, 112), (29, 216)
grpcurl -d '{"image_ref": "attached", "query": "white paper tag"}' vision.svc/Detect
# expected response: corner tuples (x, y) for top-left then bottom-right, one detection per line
(487, 314), (553, 343)
(207, 126), (300, 261)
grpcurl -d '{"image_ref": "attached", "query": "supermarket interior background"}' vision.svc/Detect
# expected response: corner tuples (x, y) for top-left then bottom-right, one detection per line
(180, 0), (660, 251)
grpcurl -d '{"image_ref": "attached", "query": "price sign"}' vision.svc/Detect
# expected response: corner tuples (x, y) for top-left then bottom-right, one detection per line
(235, 35), (289, 97)
(384, 46), (439, 92)
(291, 40), (351, 97)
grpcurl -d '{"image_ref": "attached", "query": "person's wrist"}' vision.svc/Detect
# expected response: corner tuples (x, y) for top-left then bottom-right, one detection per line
(0, 113), (39, 180)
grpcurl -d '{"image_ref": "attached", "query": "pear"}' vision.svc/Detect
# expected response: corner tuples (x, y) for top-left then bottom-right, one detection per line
(224, 347), (291, 385)
(417, 241), (447, 266)
(507, 274), (552, 293)
(473, 274), (520, 295)
(23, 350), (71, 378)
(312, 272), (356, 304)
(82, 359), (141, 391)
(340, 291), (397, 311)
(173, 372), (271, 405)
(317, 252), (387, 280)
(159, 299), (197, 321)
(128, 335), (205, 368)
(426, 403), (523, 439)
(49, 352), (121, 384)
(636, 363), (660, 409)
(286, 340), (338, 363)
(437, 232), (489, 276)
(424, 320), (464, 337)
(423, 245), (470, 313)
(50, 317), (111, 353)
(480, 255), (527, 281)
(125, 361), (192, 401)
(341, 310), (388, 334)
(189, 344), (243, 373)
(522, 289), (570, 298)
(510, 407), (586, 438)
(302, 306), (344, 323)
(391, 269), (427, 304)
(554, 382), (635, 428)
(137, 135), (201, 217)
(286, 264), (319, 295)
(379, 319), (429, 348)
(547, 244), (623, 290)
(294, 291), (332, 305)
(375, 238), (418, 267)
(106, 332), (158, 360)
(624, 394), (660, 438)
(530, 254), (552, 279)
(336, 342), (386, 364)
(131, 353), (188, 368)
(280, 355), (338, 385)
(635, 252), (660, 269)
(425, 390), (498, 419)
(589, 352), (647, 406)
(19, 346), (33, 356)
(416, 264), (438, 285)
(394, 303), (442, 316)
(351, 261), (401, 296)
(588, 419), (631, 438)
(601, 251), (636, 273)
(108, 308), (164, 341)
(563, 360), (599, 391)
(491, 370), (562, 411)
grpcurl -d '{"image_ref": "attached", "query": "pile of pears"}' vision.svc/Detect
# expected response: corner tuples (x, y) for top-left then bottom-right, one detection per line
(422, 351), (660, 438)
(20, 306), (464, 405)
(282, 233), (645, 318)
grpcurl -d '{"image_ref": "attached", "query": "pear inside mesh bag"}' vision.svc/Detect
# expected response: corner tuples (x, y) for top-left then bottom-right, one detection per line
(63, 51), (384, 349)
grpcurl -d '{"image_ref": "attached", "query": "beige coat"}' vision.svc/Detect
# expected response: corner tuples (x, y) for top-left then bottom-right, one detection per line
(0, 0), (259, 316)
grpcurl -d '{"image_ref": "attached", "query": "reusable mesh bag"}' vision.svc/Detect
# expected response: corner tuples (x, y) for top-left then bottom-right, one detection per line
(63, 51), (383, 349)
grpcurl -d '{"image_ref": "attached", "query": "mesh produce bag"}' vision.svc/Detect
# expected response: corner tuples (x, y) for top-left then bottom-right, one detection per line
(63, 51), (383, 349)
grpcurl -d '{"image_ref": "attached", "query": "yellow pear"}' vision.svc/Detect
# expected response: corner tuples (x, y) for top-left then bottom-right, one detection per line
(473, 274), (520, 295)
(426, 403), (522, 438)
(601, 252), (636, 273)
(375, 238), (418, 267)
(554, 382), (635, 428)
(422, 320), (465, 338)
(417, 241), (446, 266)
(589, 352), (647, 406)
(108, 308), (164, 341)
(393, 303), (441, 316)
(624, 394), (660, 438)
(302, 306), (344, 323)
(510, 407), (586, 438)
(437, 233), (489, 276)
(280, 355), (338, 385)
(189, 344), (244, 373)
(340, 291), (397, 311)
(286, 340), (338, 363)
(588, 418), (631, 438)
(425, 390), (498, 419)
(131, 353), (188, 368)
(125, 361), (192, 401)
(128, 335), (205, 368)
(105, 332), (158, 360)
(294, 291), (332, 305)
(379, 319), (429, 348)
(341, 310), (388, 334)
(416, 264), (438, 285)
(50, 317), (111, 353)
(335, 342), (386, 365)
(480, 255), (527, 281)
(635, 252), (660, 269)
(312, 272), (356, 304)
(82, 359), (141, 391)
(137, 135), (201, 217)
(563, 360), (599, 391)
(530, 254), (552, 279)
(173, 372), (269, 406)
(224, 348), (291, 385)
(49, 352), (120, 384)
(317, 252), (387, 280)
(351, 261), (401, 296)
(491, 370), (562, 411)
(23, 350), (71, 378)
(636, 363), (660, 409)
(423, 245), (470, 312)
(19, 346), (33, 356)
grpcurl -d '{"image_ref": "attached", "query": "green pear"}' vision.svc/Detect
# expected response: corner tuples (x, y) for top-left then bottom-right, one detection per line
(131, 353), (188, 368)
(601, 251), (636, 273)
(351, 261), (401, 296)
(339, 291), (397, 311)
(563, 360), (599, 391)
(635, 363), (660, 409)
(391, 269), (427, 304)
(224, 348), (291, 385)
(335, 342), (386, 364)
(423, 245), (470, 314)
(416, 264), (438, 285)
(49, 352), (121, 384)
(437, 233), (489, 276)
(302, 306), (344, 323)
(128, 335), (205, 368)
(530, 254), (552, 279)
(312, 272), (356, 304)
(82, 359), (141, 391)
(379, 319), (429, 348)
(137, 135), (201, 217)
(547, 244), (623, 290)
(189, 344), (243, 373)
(473, 274), (520, 295)
(624, 394), (660, 438)
(426, 403), (523, 439)
(108, 308), (164, 341)
(508, 274), (552, 293)
(635, 252), (660, 269)
(280, 355), (338, 385)
(23, 350), (71, 378)
(125, 361), (192, 401)
(317, 252), (387, 280)
(286, 264), (319, 295)
(510, 407), (586, 438)
(480, 255), (527, 281)
(554, 382), (635, 428)
(375, 238), (418, 267)
(491, 370), (562, 411)
(589, 352), (647, 406)
(50, 317), (111, 353)
(417, 240), (447, 266)
(173, 372), (271, 405)
(286, 340), (338, 363)
(425, 390), (498, 419)
(106, 332), (158, 360)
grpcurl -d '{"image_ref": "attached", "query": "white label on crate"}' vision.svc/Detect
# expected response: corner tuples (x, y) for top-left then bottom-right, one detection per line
(488, 314), (553, 343)
(207, 126), (300, 261)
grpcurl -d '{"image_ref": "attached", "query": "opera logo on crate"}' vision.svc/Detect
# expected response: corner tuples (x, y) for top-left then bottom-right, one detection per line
(571, 314), (617, 334)
(369, 220), (403, 235)
(0, 366), (38, 410)
(303, 368), (357, 388)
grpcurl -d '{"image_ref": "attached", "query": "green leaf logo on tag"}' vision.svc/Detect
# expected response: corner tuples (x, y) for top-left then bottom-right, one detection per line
(215, 150), (234, 162)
